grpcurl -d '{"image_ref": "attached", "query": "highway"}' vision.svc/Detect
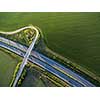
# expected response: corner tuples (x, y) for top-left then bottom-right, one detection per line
(0, 36), (95, 87)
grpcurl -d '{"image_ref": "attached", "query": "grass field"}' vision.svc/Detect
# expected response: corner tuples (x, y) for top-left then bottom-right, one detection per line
(0, 12), (100, 77)
(0, 49), (18, 86)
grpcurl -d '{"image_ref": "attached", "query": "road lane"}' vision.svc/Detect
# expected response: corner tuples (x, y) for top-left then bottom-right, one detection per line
(0, 40), (95, 87)
(0, 36), (95, 86)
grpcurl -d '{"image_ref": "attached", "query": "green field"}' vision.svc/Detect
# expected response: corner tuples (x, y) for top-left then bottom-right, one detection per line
(0, 49), (18, 86)
(0, 12), (100, 77)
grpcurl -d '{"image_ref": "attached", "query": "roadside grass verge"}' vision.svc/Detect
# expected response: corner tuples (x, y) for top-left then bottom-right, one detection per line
(10, 62), (21, 87)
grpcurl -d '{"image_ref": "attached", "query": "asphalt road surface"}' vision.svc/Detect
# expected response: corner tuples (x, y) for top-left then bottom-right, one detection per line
(0, 36), (95, 87)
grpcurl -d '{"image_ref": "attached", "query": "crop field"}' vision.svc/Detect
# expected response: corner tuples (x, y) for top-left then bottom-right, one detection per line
(0, 12), (100, 77)
(0, 49), (18, 86)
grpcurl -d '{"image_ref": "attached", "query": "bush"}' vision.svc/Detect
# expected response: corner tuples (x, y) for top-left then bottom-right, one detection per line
(18, 79), (22, 86)
(17, 69), (27, 86)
